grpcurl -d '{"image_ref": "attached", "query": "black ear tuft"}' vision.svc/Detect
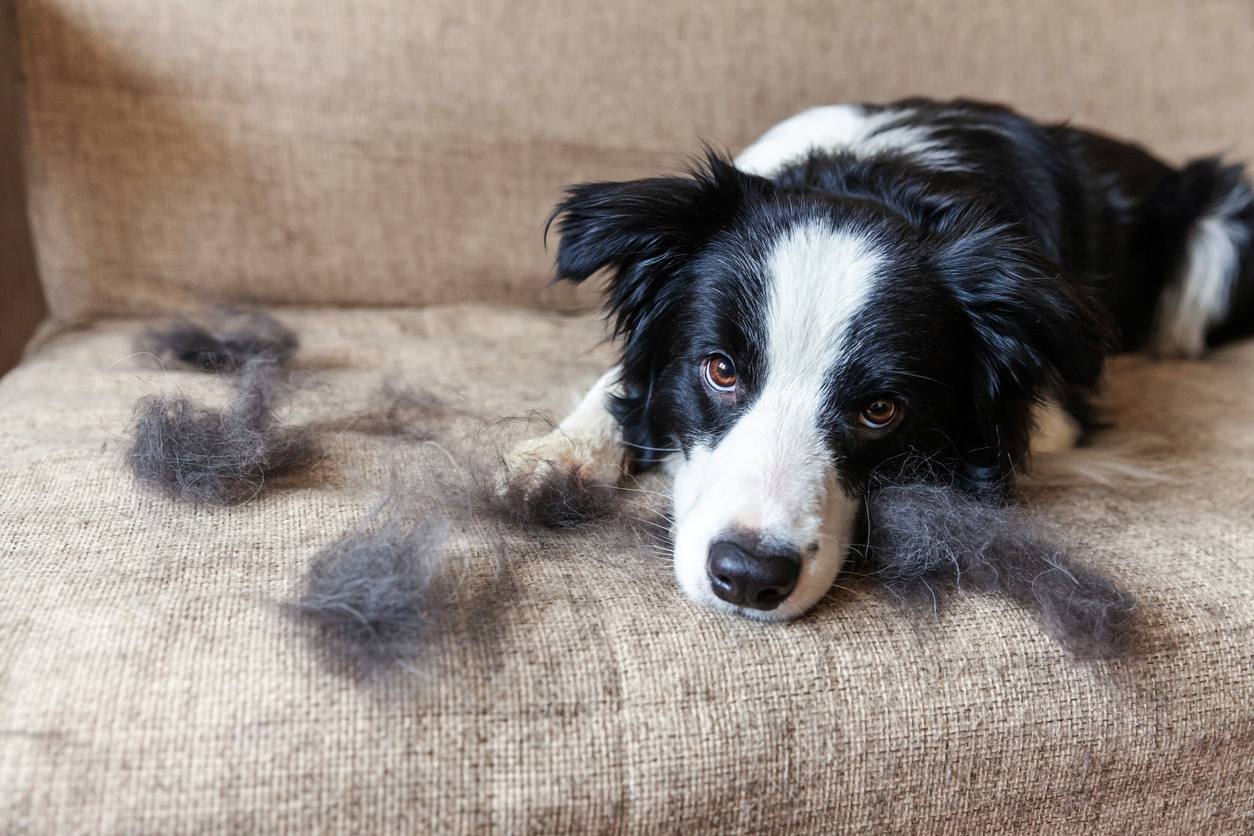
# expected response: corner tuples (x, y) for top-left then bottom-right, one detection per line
(932, 210), (1114, 496)
(546, 153), (772, 340)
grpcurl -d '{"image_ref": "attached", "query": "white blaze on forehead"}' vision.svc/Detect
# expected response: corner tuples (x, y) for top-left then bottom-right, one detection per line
(762, 220), (883, 405)
(734, 104), (962, 177)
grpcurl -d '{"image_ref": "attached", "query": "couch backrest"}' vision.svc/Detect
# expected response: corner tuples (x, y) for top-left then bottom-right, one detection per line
(14, 0), (1254, 322)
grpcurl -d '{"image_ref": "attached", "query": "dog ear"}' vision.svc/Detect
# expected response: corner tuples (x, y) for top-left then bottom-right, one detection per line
(547, 154), (773, 471)
(932, 212), (1114, 498)
(547, 152), (773, 344)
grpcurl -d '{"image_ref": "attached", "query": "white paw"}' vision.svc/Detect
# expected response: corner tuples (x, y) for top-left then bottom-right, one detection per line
(1029, 398), (1082, 455)
(497, 430), (624, 499)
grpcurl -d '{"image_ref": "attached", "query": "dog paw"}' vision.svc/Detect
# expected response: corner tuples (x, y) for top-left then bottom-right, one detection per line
(500, 431), (623, 489)
(494, 432), (624, 528)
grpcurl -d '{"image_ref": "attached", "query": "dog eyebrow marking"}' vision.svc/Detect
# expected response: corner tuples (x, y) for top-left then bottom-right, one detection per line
(734, 104), (962, 176)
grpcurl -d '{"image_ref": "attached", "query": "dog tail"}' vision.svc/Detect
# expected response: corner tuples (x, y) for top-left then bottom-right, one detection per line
(1144, 158), (1254, 358)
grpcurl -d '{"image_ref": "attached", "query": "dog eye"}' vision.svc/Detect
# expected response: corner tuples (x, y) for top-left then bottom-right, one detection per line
(702, 354), (737, 393)
(858, 398), (899, 429)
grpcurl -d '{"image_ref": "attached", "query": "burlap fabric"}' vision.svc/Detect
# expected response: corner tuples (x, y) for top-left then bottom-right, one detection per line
(14, 0), (1254, 321)
(1, 306), (1251, 833)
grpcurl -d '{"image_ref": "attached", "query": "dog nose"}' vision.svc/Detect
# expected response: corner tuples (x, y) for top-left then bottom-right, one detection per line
(707, 536), (800, 610)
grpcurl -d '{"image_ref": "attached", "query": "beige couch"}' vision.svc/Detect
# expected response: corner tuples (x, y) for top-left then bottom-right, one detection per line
(3, 1), (1253, 832)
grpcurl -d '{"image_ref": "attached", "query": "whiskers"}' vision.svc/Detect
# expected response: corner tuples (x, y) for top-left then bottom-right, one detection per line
(618, 440), (683, 455)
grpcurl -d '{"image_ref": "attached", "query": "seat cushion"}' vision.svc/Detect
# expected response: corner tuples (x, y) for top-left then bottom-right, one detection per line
(1, 305), (1252, 833)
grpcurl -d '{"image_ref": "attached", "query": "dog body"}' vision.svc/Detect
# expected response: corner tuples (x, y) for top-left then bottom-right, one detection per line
(508, 98), (1254, 621)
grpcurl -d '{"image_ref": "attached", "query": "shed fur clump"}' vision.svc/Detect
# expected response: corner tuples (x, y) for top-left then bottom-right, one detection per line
(139, 309), (298, 372)
(295, 513), (453, 676)
(863, 481), (1137, 658)
(483, 460), (622, 530)
(127, 360), (319, 505)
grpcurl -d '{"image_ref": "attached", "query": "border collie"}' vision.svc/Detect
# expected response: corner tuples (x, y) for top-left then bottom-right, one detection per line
(504, 98), (1254, 621)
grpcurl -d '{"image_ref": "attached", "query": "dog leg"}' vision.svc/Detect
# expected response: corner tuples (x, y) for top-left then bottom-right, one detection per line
(500, 366), (627, 494)
(1029, 397), (1082, 455)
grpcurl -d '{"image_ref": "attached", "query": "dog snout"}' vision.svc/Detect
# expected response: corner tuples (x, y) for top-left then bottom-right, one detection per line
(706, 534), (801, 611)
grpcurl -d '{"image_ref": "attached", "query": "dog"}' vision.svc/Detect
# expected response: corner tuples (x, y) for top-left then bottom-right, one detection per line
(503, 98), (1254, 621)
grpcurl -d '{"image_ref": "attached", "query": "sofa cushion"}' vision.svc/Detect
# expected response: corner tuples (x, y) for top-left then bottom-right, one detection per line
(15, 0), (1254, 321)
(1, 305), (1252, 832)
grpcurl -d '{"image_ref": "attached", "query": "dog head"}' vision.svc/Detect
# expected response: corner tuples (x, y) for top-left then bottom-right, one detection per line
(550, 154), (1107, 620)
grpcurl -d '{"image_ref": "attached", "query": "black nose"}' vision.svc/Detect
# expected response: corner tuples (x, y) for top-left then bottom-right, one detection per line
(707, 536), (801, 611)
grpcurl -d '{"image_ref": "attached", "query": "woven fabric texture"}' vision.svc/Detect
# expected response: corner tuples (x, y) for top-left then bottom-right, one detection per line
(1, 306), (1251, 833)
(14, 0), (1254, 321)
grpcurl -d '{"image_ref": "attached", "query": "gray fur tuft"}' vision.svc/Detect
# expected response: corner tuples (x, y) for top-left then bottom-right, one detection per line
(139, 309), (298, 372)
(485, 462), (621, 530)
(127, 360), (319, 505)
(863, 482), (1137, 658)
(295, 513), (453, 676)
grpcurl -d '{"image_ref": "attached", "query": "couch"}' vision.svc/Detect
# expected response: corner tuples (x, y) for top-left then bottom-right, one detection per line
(2, 1), (1252, 832)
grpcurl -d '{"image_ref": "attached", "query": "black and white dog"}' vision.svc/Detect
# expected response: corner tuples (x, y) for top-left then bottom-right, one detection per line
(504, 98), (1254, 621)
